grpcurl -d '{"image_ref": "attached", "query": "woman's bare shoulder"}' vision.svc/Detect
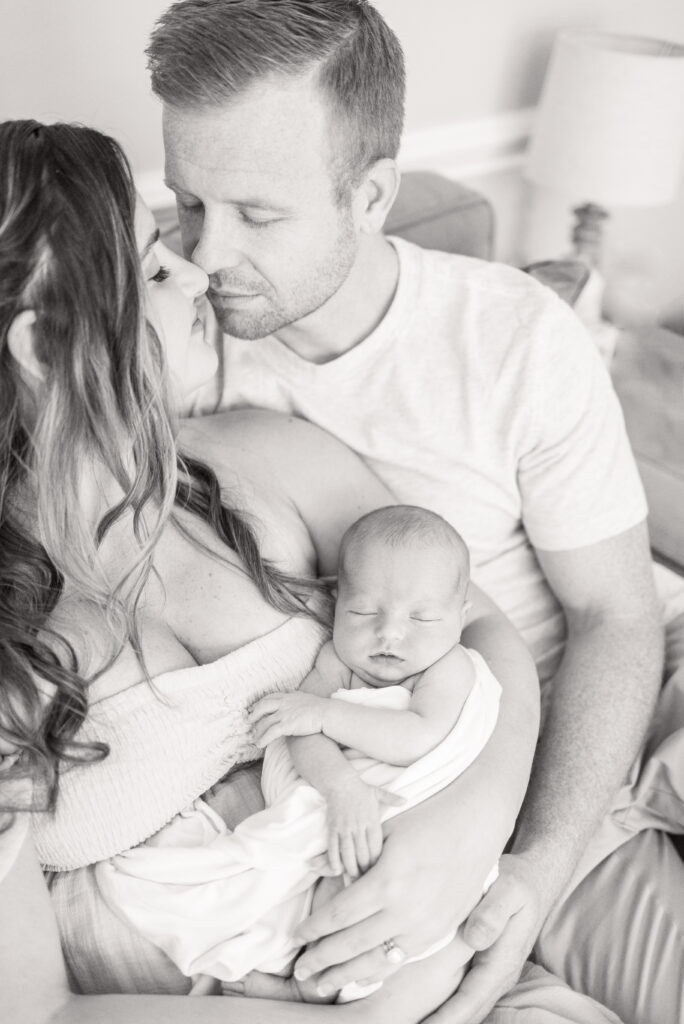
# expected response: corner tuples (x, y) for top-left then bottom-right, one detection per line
(180, 408), (347, 466)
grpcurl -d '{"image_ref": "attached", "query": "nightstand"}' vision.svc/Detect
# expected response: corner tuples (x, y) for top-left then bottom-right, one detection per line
(611, 325), (684, 574)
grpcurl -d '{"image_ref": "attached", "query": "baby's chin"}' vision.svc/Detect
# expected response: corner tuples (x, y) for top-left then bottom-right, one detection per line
(355, 655), (415, 686)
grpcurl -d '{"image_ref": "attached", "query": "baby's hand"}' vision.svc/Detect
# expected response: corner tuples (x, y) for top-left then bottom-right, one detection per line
(325, 777), (404, 878)
(248, 691), (325, 746)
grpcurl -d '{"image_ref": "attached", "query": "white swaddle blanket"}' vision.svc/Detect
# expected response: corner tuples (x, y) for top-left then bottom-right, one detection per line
(96, 647), (501, 987)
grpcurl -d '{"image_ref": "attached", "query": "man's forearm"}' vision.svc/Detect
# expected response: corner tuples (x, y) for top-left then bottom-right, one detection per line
(512, 612), (664, 898)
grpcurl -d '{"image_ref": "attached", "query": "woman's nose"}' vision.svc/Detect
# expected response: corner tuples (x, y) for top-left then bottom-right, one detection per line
(173, 251), (209, 301)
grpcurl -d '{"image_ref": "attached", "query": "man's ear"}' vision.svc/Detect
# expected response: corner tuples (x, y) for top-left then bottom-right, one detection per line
(7, 310), (44, 381)
(354, 158), (401, 234)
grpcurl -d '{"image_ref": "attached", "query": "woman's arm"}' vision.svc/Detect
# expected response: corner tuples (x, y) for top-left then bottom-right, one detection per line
(2, 823), (470, 1024)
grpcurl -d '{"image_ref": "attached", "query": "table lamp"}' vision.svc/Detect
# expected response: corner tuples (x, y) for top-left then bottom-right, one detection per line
(524, 31), (684, 330)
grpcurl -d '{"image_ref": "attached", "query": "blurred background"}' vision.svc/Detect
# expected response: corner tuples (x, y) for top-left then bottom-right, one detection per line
(3, 0), (684, 332)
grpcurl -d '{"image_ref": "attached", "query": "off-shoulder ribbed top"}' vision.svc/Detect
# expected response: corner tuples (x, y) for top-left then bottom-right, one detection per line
(32, 614), (328, 872)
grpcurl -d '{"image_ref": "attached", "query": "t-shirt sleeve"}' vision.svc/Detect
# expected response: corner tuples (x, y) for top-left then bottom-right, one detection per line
(516, 292), (647, 551)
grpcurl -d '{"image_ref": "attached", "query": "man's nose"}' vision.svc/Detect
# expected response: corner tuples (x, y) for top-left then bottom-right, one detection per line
(181, 208), (247, 277)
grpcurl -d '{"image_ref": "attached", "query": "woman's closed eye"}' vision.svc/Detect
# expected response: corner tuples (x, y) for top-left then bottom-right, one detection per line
(151, 264), (170, 283)
(348, 610), (375, 617)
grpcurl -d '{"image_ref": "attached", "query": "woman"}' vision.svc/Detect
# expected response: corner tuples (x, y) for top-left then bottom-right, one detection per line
(0, 120), (539, 1023)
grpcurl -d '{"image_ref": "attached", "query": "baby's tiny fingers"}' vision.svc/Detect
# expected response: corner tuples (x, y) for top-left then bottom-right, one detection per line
(367, 823), (383, 866)
(340, 834), (360, 878)
(246, 695), (279, 721)
(328, 831), (343, 875)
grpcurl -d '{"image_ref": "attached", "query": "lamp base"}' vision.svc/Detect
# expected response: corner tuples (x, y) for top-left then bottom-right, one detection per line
(571, 202), (609, 266)
(568, 203), (609, 327)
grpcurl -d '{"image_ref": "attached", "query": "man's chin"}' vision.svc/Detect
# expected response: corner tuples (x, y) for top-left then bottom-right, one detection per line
(211, 304), (282, 341)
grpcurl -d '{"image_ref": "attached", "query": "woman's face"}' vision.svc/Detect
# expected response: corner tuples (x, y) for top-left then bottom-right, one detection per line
(134, 197), (217, 413)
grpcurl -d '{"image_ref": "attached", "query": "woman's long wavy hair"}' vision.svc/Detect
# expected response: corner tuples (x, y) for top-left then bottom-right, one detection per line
(0, 120), (321, 817)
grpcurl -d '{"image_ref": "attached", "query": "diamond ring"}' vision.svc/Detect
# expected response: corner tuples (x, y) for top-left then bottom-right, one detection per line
(382, 938), (406, 965)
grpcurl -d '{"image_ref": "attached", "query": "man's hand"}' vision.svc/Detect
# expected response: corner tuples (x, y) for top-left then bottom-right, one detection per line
(425, 853), (556, 1023)
(248, 691), (326, 746)
(325, 777), (404, 878)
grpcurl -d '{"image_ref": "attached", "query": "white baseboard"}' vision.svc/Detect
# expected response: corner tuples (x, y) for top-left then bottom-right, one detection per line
(136, 107), (535, 210)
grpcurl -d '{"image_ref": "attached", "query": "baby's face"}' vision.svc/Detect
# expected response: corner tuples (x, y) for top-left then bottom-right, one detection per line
(333, 541), (468, 685)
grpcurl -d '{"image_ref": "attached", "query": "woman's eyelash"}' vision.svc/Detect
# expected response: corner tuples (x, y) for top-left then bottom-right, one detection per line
(152, 265), (170, 283)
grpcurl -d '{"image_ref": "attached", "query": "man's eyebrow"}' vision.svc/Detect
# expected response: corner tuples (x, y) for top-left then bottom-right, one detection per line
(141, 228), (160, 260)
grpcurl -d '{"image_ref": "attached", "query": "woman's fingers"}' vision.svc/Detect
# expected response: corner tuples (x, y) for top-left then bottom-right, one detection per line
(296, 942), (404, 998)
(295, 911), (414, 980)
(295, 870), (385, 945)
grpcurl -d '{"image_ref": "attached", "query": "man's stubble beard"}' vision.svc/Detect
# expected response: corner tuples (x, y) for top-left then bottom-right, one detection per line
(209, 213), (359, 340)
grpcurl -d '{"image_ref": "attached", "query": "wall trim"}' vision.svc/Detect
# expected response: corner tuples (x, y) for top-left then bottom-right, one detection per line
(398, 107), (535, 180)
(136, 106), (536, 210)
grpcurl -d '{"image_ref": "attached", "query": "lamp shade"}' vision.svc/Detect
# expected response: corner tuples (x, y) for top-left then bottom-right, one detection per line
(525, 31), (684, 207)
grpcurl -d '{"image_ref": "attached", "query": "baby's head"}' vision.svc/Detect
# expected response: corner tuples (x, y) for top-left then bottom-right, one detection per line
(334, 505), (471, 686)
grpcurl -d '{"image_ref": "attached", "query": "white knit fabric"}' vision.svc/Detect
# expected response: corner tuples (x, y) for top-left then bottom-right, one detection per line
(94, 648), (501, 986)
(32, 615), (328, 871)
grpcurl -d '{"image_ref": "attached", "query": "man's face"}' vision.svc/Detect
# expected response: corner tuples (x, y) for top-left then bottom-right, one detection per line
(162, 75), (360, 341)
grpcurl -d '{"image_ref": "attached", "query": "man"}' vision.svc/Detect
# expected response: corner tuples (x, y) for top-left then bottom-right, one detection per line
(147, 2), (684, 1021)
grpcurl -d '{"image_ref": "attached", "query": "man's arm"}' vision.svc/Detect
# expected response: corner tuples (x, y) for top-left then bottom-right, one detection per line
(428, 521), (664, 1024)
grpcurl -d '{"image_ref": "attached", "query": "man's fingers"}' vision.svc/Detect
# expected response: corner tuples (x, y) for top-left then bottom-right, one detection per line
(463, 874), (525, 951)
(424, 941), (526, 1024)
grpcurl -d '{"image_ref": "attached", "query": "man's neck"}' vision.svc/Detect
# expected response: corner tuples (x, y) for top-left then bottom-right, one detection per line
(274, 234), (399, 364)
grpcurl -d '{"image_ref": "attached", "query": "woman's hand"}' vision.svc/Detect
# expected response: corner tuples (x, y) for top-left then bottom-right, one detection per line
(290, 785), (507, 996)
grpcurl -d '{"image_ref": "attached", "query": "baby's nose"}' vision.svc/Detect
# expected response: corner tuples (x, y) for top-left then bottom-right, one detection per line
(375, 614), (404, 641)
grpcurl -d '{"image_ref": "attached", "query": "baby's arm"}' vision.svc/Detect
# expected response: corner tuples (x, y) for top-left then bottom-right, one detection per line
(250, 642), (401, 876)
(318, 646), (476, 766)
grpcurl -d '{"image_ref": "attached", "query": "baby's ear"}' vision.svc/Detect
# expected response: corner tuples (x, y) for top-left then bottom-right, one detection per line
(462, 599), (473, 621)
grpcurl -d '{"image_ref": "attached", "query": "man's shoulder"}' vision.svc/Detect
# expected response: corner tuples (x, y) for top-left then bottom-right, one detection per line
(393, 236), (552, 304)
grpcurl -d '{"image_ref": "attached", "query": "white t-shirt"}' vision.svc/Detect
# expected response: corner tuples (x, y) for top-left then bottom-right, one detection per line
(195, 238), (648, 688)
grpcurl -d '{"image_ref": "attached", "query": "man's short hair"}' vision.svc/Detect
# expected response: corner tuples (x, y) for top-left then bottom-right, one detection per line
(147, 0), (405, 199)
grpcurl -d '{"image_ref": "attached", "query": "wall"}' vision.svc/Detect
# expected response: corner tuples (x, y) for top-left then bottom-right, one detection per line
(3, 0), (684, 328)
(1, 0), (169, 185)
